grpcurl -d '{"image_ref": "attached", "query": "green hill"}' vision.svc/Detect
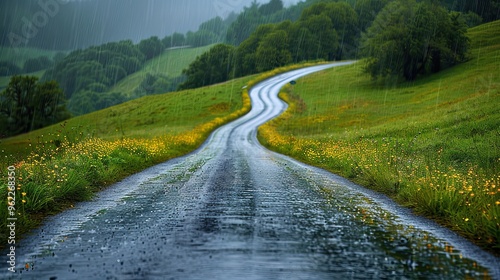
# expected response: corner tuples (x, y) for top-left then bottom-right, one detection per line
(259, 20), (500, 251)
(109, 45), (214, 97)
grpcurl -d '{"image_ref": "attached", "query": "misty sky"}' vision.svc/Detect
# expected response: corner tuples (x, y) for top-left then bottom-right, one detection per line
(107, 0), (302, 39)
(1, 0), (302, 49)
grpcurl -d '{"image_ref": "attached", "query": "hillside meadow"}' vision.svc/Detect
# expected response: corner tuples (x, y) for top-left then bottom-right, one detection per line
(258, 20), (500, 252)
(108, 45), (214, 97)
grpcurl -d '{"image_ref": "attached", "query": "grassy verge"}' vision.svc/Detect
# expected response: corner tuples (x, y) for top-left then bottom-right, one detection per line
(0, 59), (326, 248)
(258, 21), (500, 253)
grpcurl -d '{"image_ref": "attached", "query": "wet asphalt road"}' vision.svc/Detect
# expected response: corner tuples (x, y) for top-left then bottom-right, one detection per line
(5, 63), (500, 279)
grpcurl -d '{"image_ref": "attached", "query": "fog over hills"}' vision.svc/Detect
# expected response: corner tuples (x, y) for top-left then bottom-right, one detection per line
(0, 0), (300, 50)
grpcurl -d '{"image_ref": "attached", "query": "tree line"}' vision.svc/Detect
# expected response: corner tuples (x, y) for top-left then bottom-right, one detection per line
(0, 53), (66, 76)
(180, 0), (478, 89)
(362, 0), (470, 81)
(180, 1), (361, 89)
(0, 76), (70, 137)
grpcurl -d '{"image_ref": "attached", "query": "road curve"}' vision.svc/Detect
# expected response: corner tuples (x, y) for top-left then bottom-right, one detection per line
(4, 63), (500, 279)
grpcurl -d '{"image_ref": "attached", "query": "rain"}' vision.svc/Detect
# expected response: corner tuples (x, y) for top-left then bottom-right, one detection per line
(0, 0), (499, 279)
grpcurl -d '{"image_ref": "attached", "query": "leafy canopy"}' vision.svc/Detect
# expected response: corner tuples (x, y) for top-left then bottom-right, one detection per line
(0, 76), (70, 137)
(361, 0), (469, 81)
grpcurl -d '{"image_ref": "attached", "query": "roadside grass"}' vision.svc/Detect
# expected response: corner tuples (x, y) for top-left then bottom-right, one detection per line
(109, 45), (214, 97)
(0, 59), (324, 248)
(258, 21), (500, 252)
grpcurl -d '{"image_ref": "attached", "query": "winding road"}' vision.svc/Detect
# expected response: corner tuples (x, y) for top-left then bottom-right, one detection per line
(5, 63), (500, 279)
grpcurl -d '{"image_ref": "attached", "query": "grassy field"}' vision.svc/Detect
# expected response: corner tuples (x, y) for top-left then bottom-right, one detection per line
(109, 45), (214, 97)
(258, 21), (500, 252)
(0, 47), (63, 67)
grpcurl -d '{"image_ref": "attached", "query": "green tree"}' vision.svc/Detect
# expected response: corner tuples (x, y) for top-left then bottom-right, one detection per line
(226, 2), (262, 45)
(301, 13), (339, 61)
(256, 30), (292, 72)
(259, 0), (284, 15)
(68, 90), (128, 116)
(234, 24), (275, 77)
(287, 23), (317, 62)
(186, 30), (218, 47)
(354, 0), (391, 32)
(323, 2), (359, 59)
(361, 0), (469, 81)
(135, 73), (175, 96)
(446, 0), (499, 23)
(198, 16), (228, 40)
(300, 2), (356, 59)
(0, 76), (70, 136)
(179, 44), (235, 90)
(138, 36), (164, 60)
(172, 32), (186, 46)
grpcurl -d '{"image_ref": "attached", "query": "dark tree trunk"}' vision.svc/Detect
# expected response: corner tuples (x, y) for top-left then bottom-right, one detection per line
(431, 49), (441, 73)
(403, 56), (418, 81)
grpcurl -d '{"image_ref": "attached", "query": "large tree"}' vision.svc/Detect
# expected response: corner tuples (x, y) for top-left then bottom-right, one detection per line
(234, 24), (275, 77)
(361, 0), (469, 81)
(0, 76), (70, 137)
(354, 0), (391, 32)
(301, 2), (358, 59)
(300, 13), (339, 61)
(138, 36), (164, 60)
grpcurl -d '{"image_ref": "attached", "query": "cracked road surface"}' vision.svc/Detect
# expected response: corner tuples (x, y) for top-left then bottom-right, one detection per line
(5, 63), (500, 279)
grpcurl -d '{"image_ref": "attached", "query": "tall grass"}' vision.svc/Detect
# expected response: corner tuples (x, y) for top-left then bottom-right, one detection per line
(258, 21), (500, 252)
